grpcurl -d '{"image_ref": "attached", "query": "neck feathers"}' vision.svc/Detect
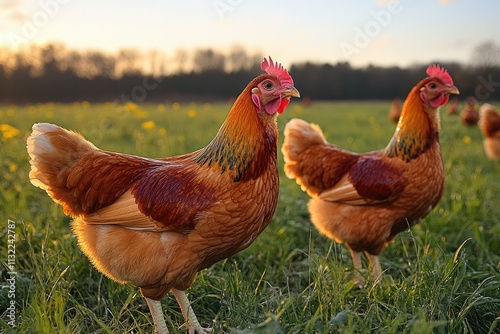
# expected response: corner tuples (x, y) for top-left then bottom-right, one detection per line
(386, 83), (440, 162)
(195, 76), (278, 181)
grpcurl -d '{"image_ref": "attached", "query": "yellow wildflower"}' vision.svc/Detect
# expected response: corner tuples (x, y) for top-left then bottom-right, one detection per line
(0, 124), (20, 142)
(141, 120), (156, 130)
(159, 128), (167, 136)
(8, 163), (17, 173)
(82, 101), (91, 109)
(125, 102), (139, 112)
(463, 135), (471, 144)
(172, 102), (181, 110)
(157, 104), (166, 112)
(187, 110), (197, 119)
(125, 102), (148, 118)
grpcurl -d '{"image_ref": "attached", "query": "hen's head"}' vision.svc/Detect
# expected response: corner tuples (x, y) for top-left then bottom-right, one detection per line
(251, 57), (300, 115)
(418, 64), (459, 109)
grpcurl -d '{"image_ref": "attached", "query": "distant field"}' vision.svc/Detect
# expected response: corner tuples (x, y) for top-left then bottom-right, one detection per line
(1, 101), (499, 333)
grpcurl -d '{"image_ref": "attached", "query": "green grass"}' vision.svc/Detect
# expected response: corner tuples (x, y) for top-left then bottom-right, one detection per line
(1, 100), (499, 333)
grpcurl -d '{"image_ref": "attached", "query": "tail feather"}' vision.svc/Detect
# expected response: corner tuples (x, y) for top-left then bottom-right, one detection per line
(27, 123), (98, 191)
(281, 118), (326, 180)
(27, 123), (112, 216)
(27, 123), (160, 217)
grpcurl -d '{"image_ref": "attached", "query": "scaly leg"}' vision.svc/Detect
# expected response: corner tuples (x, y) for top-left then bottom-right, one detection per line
(348, 248), (365, 288)
(172, 288), (211, 334)
(145, 297), (169, 334)
(365, 252), (382, 284)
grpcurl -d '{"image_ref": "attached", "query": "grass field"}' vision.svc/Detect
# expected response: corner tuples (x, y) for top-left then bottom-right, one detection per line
(1, 100), (499, 333)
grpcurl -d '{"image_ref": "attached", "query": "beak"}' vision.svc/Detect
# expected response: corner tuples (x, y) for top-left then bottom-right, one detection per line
(447, 85), (460, 95)
(281, 86), (300, 98)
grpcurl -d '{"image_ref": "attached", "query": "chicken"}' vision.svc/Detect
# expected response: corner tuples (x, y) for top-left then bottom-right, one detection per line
(478, 103), (500, 160)
(389, 97), (402, 123)
(27, 57), (299, 334)
(460, 96), (479, 126)
(282, 65), (458, 286)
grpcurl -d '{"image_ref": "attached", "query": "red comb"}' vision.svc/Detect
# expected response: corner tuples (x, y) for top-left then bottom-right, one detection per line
(426, 64), (453, 86)
(261, 56), (294, 87)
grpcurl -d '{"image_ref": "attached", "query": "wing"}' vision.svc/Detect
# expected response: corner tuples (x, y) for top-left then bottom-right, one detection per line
(85, 158), (219, 232)
(319, 154), (408, 205)
(132, 161), (217, 230)
(70, 152), (159, 213)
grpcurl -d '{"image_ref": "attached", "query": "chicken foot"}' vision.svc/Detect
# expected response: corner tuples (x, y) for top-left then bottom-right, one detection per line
(172, 288), (212, 334)
(145, 297), (169, 334)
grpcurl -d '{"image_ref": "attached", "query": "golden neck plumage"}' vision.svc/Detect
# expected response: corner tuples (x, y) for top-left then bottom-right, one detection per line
(385, 84), (440, 162)
(195, 76), (278, 182)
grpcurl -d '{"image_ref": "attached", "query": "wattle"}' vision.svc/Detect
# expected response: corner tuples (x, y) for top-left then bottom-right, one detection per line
(420, 92), (449, 108)
(264, 97), (290, 115)
(277, 98), (290, 114)
(430, 94), (449, 108)
(265, 97), (282, 115)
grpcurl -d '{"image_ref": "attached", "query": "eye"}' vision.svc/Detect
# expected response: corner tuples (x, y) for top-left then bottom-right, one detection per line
(262, 81), (274, 91)
(429, 82), (437, 89)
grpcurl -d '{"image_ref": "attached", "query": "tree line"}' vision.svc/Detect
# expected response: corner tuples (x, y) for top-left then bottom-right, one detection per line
(1, 43), (499, 103)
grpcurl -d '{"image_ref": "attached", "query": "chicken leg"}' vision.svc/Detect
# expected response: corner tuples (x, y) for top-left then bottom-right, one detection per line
(145, 291), (211, 334)
(349, 249), (365, 287)
(365, 252), (382, 283)
(349, 249), (383, 287)
(146, 297), (169, 334)
(172, 289), (211, 334)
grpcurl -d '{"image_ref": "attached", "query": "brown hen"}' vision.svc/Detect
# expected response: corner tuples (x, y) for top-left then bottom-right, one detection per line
(478, 103), (500, 160)
(282, 65), (458, 286)
(389, 97), (402, 123)
(461, 96), (479, 126)
(27, 57), (299, 333)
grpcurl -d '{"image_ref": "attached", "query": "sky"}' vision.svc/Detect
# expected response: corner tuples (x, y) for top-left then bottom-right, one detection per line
(0, 0), (499, 69)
